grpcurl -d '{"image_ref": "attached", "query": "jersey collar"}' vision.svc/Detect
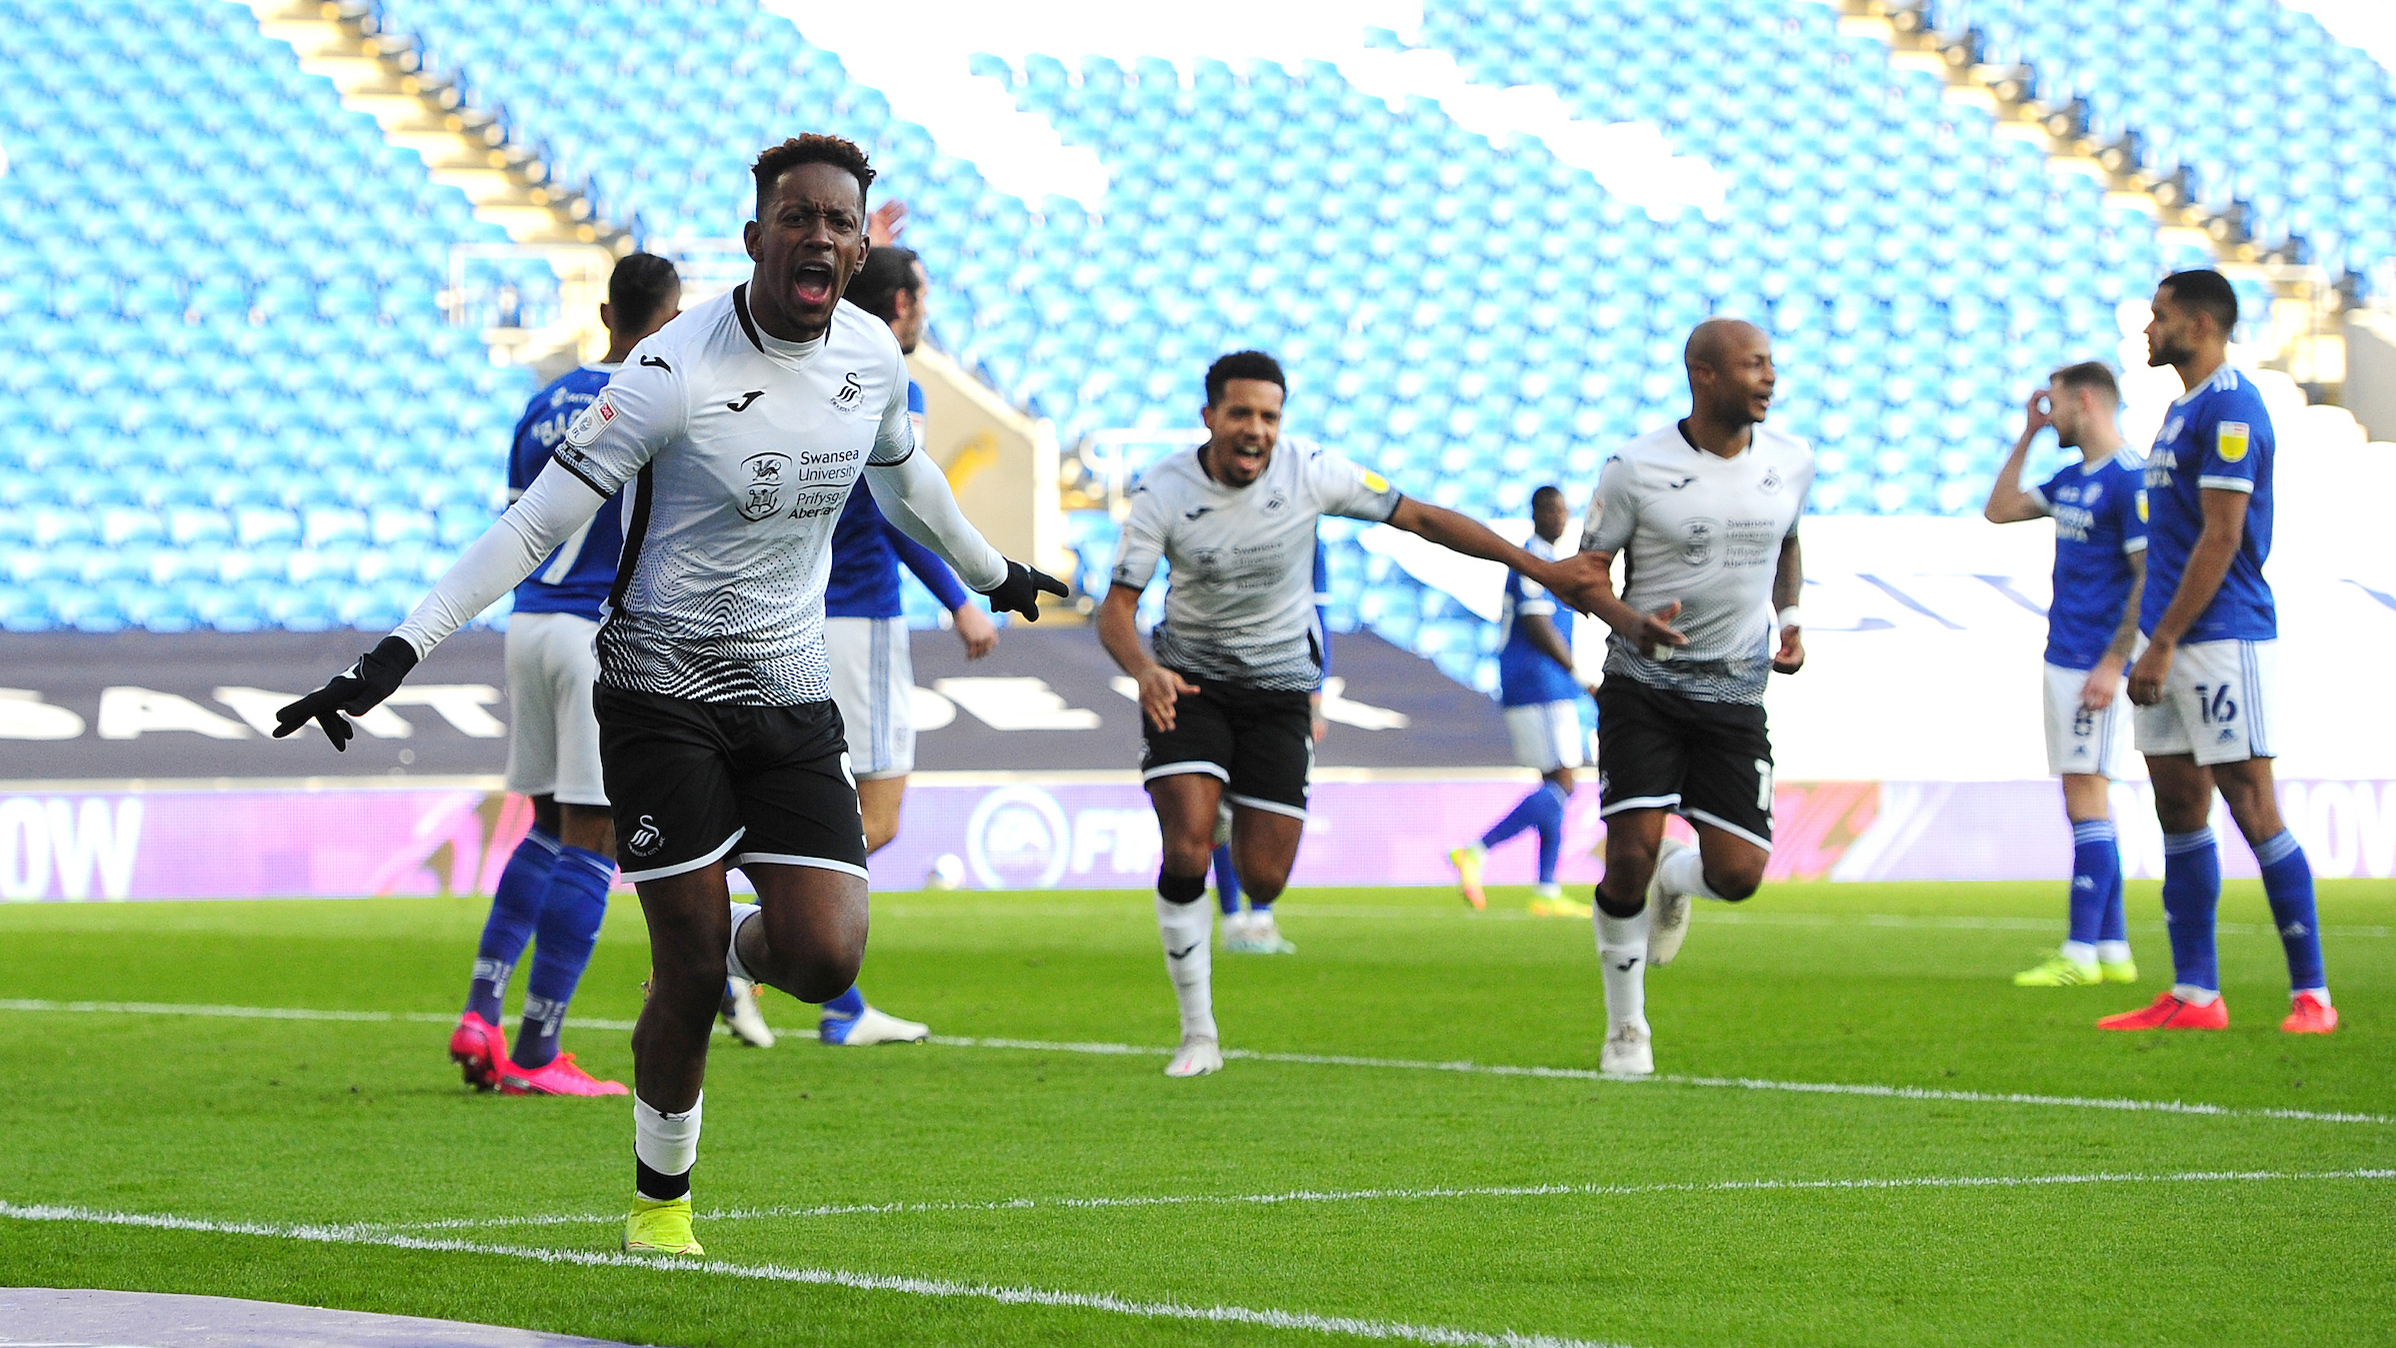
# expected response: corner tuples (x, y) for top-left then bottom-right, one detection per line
(731, 283), (827, 365)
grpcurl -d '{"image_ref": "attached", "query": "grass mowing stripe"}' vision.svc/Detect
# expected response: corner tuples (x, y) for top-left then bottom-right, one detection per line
(378, 1168), (2396, 1232)
(8, 999), (2383, 1126)
(0, 1200), (1635, 1348)
(929, 1036), (2396, 1126)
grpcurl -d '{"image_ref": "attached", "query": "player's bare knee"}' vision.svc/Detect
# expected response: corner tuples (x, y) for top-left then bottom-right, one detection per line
(1706, 866), (1762, 902)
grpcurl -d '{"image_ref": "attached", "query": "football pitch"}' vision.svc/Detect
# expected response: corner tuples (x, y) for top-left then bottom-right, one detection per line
(2, 879), (2389, 1347)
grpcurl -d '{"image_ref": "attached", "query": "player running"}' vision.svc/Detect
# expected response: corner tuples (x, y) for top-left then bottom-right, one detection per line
(277, 135), (1065, 1255)
(1213, 536), (1330, 956)
(1098, 351), (1608, 1078)
(448, 253), (680, 1098)
(1450, 485), (1594, 918)
(1574, 318), (1812, 1076)
(1982, 362), (2146, 988)
(2102, 269), (2334, 1035)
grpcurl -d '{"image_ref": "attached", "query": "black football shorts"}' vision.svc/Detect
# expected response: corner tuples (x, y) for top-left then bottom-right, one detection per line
(1140, 677), (1315, 817)
(595, 684), (868, 883)
(1595, 675), (1775, 849)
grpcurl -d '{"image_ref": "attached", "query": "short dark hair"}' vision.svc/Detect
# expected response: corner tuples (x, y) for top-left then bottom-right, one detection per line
(844, 246), (922, 321)
(606, 252), (679, 331)
(752, 134), (875, 218)
(1531, 484), (1565, 508)
(1205, 350), (1285, 407)
(2159, 268), (2238, 335)
(2049, 361), (2120, 405)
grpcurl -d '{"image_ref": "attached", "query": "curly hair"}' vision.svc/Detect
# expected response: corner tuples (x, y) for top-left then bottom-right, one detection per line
(1204, 350), (1285, 407)
(753, 134), (875, 218)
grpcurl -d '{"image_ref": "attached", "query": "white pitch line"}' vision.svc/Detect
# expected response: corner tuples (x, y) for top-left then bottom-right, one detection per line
(930, 1035), (2396, 1125)
(7, 999), (2387, 1125)
(378, 1167), (2396, 1233)
(0, 1199), (1631, 1348)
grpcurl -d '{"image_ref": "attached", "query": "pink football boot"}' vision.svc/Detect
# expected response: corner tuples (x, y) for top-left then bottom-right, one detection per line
(448, 1012), (510, 1091)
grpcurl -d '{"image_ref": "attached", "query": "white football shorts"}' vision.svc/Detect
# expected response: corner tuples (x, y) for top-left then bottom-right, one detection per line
(825, 615), (915, 780)
(1504, 699), (1586, 773)
(2133, 638), (2276, 766)
(503, 610), (607, 806)
(2042, 660), (2130, 778)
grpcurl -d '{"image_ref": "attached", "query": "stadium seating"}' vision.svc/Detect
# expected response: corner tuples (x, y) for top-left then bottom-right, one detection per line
(13, 0), (2375, 696)
(1931, 0), (2396, 291)
(0, 0), (533, 633)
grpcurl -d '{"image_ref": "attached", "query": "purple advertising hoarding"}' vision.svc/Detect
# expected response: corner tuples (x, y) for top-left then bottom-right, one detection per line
(2, 776), (2392, 903)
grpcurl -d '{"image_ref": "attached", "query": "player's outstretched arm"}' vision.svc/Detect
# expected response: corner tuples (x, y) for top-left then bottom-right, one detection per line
(862, 451), (1063, 620)
(274, 460), (607, 748)
(1771, 533), (1805, 675)
(1984, 391), (2051, 524)
(1384, 496), (1617, 621)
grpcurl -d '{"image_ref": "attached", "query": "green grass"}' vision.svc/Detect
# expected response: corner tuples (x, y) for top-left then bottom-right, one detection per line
(2, 879), (2391, 1347)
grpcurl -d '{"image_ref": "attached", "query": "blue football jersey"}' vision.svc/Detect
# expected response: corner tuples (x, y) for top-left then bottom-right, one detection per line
(508, 363), (627, 621)
(1312, 537), (1333, 681)
(2141, 366), (2277, 643)
(1496, 535), (1580, 707)
(2029, 450), (2147, 669)
(824, 381), (973, 620)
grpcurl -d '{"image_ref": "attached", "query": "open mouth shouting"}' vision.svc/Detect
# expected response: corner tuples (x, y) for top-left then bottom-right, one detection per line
(791, 261), (838, 313)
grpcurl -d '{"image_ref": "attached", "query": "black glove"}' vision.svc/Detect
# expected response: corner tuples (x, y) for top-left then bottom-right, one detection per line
(273, 635), (420, 751)
(976, 559), (1069, 621)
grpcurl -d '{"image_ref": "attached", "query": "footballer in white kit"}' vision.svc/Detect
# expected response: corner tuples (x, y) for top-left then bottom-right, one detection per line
(1098, 351), (1610, 1079)
(277, 136), (1065, 1256)
(1575, 319), (1813, 1075)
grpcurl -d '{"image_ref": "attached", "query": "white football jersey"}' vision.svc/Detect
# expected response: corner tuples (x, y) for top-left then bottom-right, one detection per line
(1581, 422), (1814, 704)
(1112, 440), (1401, 691)
(550, 286), (916, 705)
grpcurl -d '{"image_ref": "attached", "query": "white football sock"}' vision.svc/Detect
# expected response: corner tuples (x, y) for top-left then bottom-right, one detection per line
(1596, 907), (1650, 1030)
(1156, 897), (1217, 1040)
(2061, 940), (2098, 967)
(2097, 940), (2132, 964)
(725, 902), (762, 984)
(633, 1092), (702, 1189)
(2298, 986), (2331, 1006)
(1657, 846), (1725, 902)
(2171, 983), (2221, 1005)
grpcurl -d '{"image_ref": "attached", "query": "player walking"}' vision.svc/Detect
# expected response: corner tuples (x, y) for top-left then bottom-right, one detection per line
(277, 136), (1064, 1255)
(1982, 362), (2146, 988)
(447, 253), (680, 1098)
(1098, 351), (1607, 1077)
(1575, 319), (1811, 1076)
(2102, 269), (2334, 1034)
(1450, 485), (1594, 918)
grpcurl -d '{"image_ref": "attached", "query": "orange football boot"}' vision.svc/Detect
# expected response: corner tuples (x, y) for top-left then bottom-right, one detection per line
(2097, 992), (2228, 1031)
(2280, 992), (2338, 1035)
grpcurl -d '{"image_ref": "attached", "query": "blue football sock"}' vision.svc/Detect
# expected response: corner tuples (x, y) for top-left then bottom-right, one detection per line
(822, 984), (867, 1018)
(2254, 830), (2326, 992)
(2099, 849), (2129, 946)
(1212, 842), (1242, 916)
(1534, 782), (1568, 885)
(1481, 784), (1557, 850)
(513, 844), (612, 1070)
(2159, 828), (2221, 994)
(465, 827), (558, 1023)
(2067, 820), (2119, 948)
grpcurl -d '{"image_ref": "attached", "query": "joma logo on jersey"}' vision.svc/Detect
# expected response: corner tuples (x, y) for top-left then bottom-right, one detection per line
(834, 372), (863, 407)
(739, 452), (789, 521)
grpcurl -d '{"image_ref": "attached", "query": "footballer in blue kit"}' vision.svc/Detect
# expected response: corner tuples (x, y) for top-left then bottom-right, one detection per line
(2102, 269), (2334, 1035)
(449, 253), (681, 1096)
(1450, 486), (1593, 917)
(1984, 362), (2146, 988)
